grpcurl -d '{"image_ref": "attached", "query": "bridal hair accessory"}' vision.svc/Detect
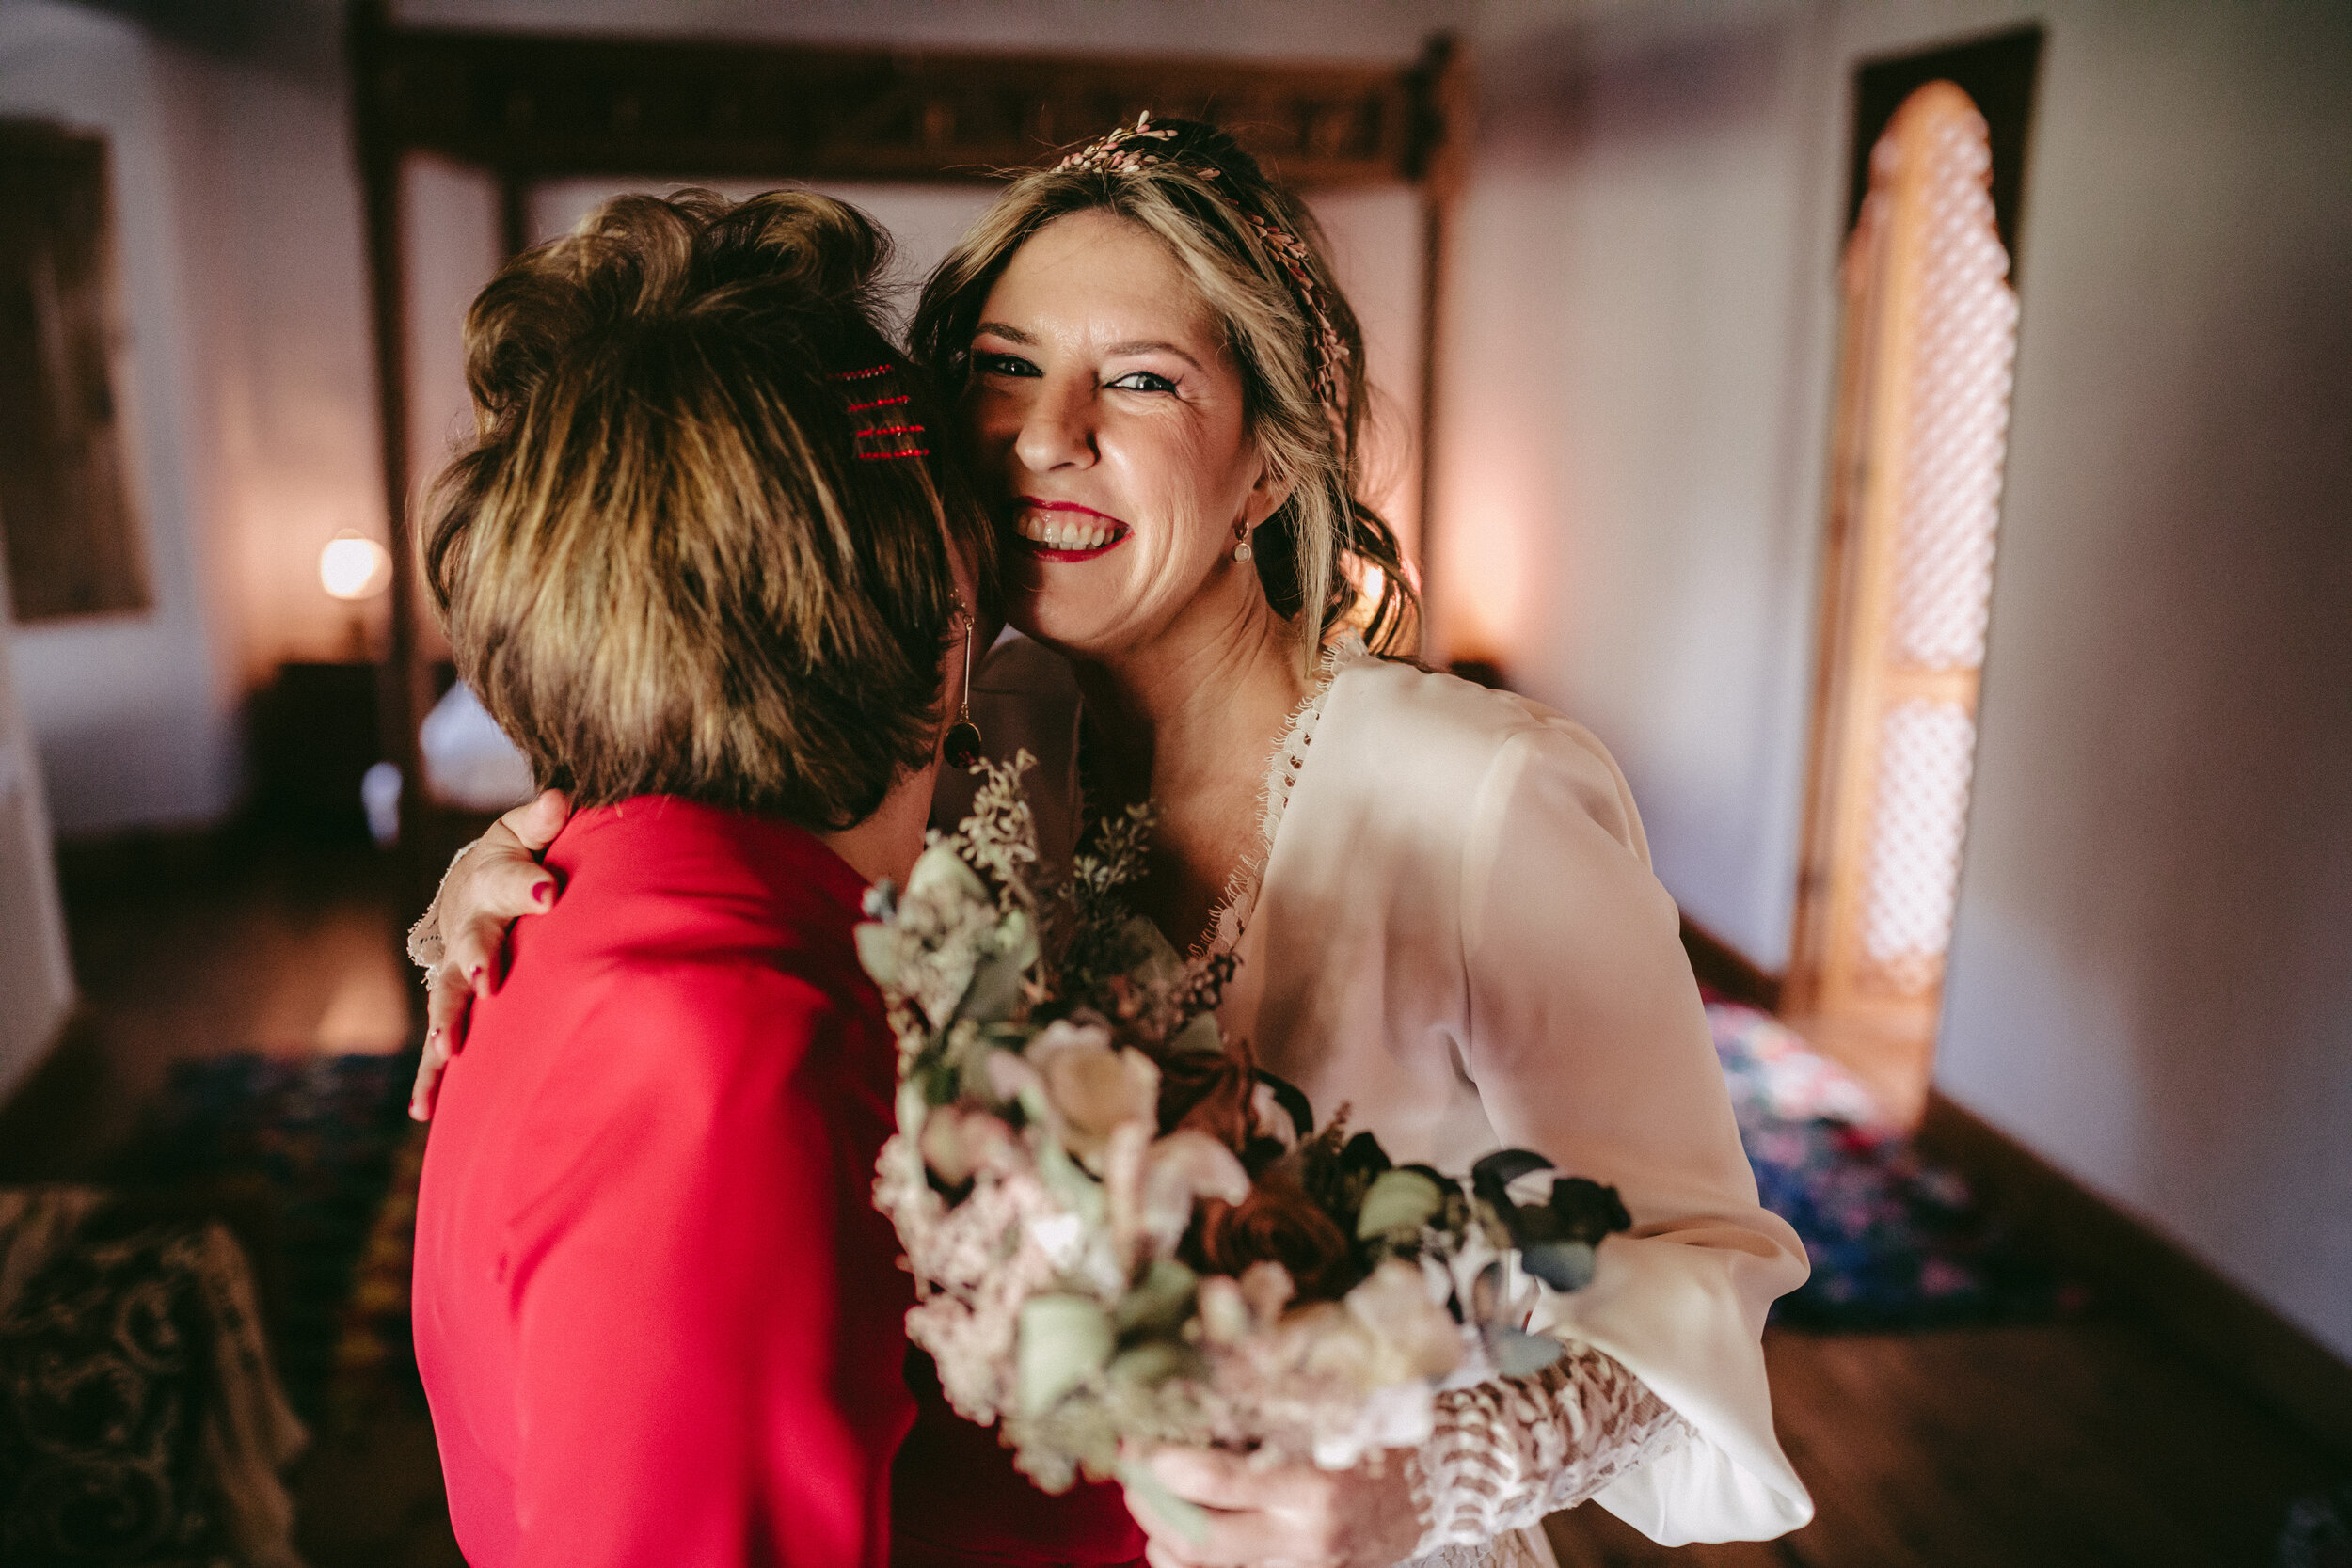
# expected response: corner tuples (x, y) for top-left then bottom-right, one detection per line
(944, 598), (984, 769)
(1055, 113), (1349, 416)
(855, 755), (1631, 1533)
(833, 364), (929, 460)
(1232, 518), (1253, 565)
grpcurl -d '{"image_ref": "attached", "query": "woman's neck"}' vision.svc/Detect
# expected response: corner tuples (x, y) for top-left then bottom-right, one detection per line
(1073, 586), (1306, 792)
(1065, 585), (1311, 946)
(821, 760), (939, 889)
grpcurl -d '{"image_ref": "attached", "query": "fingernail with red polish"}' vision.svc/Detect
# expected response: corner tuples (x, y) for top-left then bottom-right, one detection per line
(532, 881), (552, 907)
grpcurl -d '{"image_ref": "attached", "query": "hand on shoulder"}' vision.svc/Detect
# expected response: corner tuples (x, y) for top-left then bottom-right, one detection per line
(410, 788), (573, 1119)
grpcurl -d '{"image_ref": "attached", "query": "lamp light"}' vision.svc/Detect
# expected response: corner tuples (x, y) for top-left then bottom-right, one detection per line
(321, 531), (393, 601)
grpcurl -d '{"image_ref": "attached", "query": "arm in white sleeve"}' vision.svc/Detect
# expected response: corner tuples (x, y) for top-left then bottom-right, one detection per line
(1454, 721), (1814, 1545)
(1408, 1341), (1691, 1557)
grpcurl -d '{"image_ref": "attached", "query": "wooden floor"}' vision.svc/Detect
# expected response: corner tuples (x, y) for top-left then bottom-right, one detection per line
(1549, 1320), (2340, 1568)
(6, 837), (2344, 1567)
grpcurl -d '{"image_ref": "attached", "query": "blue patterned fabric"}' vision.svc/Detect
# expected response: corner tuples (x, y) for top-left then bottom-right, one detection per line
(113, 1053), (415, 1418)
(1707, 1002), (2071, 1328)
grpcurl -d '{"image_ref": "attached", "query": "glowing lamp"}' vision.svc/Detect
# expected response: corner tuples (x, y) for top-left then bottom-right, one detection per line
(320, 531), (393, 601)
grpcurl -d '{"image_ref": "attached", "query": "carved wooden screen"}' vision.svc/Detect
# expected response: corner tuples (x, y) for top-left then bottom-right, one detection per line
(1786, 81), (2020, 1060)
(0, 121), (148, 623)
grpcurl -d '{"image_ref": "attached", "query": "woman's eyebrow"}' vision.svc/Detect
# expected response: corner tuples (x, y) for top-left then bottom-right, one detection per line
(1104, 340), (1203, 369)
(974, 322), (1205, 372)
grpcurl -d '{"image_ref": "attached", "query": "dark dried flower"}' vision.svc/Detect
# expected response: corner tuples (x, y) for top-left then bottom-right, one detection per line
(1186, 1169), (1359, 1302)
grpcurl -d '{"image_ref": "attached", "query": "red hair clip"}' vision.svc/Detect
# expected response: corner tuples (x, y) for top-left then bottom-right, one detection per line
(834, 365), (930, 460)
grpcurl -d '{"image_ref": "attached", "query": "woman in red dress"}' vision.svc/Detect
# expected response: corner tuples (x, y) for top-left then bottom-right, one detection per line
(406, 189), (994, 1568)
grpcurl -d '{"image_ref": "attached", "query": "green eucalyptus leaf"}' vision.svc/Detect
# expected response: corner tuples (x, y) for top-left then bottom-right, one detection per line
(852, 924), (902, 989)
(1113, 1259), (1198, 1338)
(1035, 1129), (1108, 1227)
(998, 908), (1041, 971)
(1356, 1168), (1447, 1241)
(959, 948), (1027, 1025)
(1016, 1294), (1114, 1416)
(907, 842), (987, 906)
(1106, 1338), (1202, 1391)
(1486, 1325), (1568, 1377)
(1119, 1456), (1210, 1547)
(1548, 1177), (1634, 1243)
(1165, 1011), (1224, 1058)
(1520, 1239), (1598, 1292)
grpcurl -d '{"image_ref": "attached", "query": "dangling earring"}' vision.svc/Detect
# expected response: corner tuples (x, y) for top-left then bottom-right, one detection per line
(1232, 518), (1254, 564)
(944, 599), (984, 769)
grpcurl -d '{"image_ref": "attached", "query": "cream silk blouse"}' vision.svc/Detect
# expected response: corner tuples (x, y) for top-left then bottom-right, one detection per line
(941, 635), (1815, 1548)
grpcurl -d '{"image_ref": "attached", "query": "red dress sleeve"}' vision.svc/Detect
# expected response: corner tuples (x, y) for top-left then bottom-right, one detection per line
(501, 962), (911, 1568)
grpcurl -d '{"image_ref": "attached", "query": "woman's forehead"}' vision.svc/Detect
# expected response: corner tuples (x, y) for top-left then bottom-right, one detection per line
(983, 211), (1217, 347)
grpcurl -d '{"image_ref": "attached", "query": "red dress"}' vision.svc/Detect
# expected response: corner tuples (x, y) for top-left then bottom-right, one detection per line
(414, 799), (914, 1568)
(892, 1353), (1146, 1567)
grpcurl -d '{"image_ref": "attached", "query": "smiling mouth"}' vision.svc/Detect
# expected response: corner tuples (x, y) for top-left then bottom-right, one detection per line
(1009, 502), (1131, 560)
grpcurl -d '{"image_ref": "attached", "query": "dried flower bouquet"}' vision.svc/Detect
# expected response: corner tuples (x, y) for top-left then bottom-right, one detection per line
(857, 754), (1631, 1523)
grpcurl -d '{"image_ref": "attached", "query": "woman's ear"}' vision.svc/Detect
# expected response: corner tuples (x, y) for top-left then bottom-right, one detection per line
(1242, 455), (1295, 530)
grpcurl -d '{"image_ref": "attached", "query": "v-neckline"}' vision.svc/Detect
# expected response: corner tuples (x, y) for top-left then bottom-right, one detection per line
(1073, 637), (1365, 961)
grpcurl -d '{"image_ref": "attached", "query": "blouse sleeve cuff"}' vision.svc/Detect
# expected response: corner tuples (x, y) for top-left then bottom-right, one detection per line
(1525, 1225), (1816, 1544)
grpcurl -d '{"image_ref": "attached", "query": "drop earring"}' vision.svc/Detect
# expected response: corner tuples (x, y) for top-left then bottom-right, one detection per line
(1232, 518), (1253, 564)
(944, 599), (983, 769)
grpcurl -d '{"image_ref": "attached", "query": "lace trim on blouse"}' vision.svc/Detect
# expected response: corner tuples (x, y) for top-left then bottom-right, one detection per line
(1190, 634), (1367, 960)
(1402, 1340), (1690, 1562)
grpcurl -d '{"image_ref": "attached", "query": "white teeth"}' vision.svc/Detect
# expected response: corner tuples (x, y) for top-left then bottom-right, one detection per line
(1018, 511), (1120, 550)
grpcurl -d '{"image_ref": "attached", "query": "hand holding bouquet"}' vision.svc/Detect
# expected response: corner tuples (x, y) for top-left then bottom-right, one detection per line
(858, 756), (1630, 1522)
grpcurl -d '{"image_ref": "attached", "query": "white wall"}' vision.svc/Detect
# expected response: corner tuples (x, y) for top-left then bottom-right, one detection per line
(0, 2), (244, 835)
(1926, 0), (2352, 1365)
(1434, 7), (1831, 965)
(0, 550), (74, 1102)
(1445, 0), (2352, 1361)
(0, 0), (385, 837)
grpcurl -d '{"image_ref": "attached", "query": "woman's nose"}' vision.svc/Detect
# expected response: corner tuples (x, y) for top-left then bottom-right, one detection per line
(1011, 381), (1096, 473)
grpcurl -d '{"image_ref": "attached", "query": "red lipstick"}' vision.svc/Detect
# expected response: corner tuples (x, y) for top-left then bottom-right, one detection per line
(1009, 498), (1132, 562)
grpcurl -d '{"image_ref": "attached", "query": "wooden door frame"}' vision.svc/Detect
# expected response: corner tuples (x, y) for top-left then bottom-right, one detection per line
(1785, 27), (2041, 1046)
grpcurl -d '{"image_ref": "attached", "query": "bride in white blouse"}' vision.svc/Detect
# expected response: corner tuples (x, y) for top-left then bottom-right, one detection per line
(417, 118), (1811, 1567)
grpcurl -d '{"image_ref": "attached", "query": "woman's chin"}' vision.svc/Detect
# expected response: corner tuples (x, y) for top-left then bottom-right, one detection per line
(1005, 598), (1132, 662)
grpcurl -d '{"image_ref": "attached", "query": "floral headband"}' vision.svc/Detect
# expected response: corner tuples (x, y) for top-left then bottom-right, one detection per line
(1055, 113), (1349, 416)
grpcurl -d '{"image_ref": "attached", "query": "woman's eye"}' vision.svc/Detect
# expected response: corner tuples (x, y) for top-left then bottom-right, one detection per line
(975, 351), (1041, 378)
(1106, 370), (1178, 394)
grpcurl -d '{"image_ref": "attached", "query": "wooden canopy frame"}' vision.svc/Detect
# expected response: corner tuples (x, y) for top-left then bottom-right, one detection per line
(349, 4), (1466, 879)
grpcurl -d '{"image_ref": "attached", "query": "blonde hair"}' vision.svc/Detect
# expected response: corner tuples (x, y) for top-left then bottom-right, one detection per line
(910, 119), (1417, 670)
(422, 189), (993, 830)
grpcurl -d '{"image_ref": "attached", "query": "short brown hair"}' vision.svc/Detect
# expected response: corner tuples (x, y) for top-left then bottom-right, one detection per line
(423, 190), (992, 831)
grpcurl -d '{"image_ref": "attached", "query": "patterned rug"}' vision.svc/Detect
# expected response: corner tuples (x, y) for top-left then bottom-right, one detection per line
(1707, 1000), (2076, 1328)
(330, 1121), (429, 1424)
(110, 1052), (419, 1424)
(0, 1189), (308, 1568)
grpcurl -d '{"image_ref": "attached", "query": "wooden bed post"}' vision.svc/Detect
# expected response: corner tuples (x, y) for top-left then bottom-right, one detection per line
(348, 0), (435, 907)
(1408, 34), (1467, 661)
